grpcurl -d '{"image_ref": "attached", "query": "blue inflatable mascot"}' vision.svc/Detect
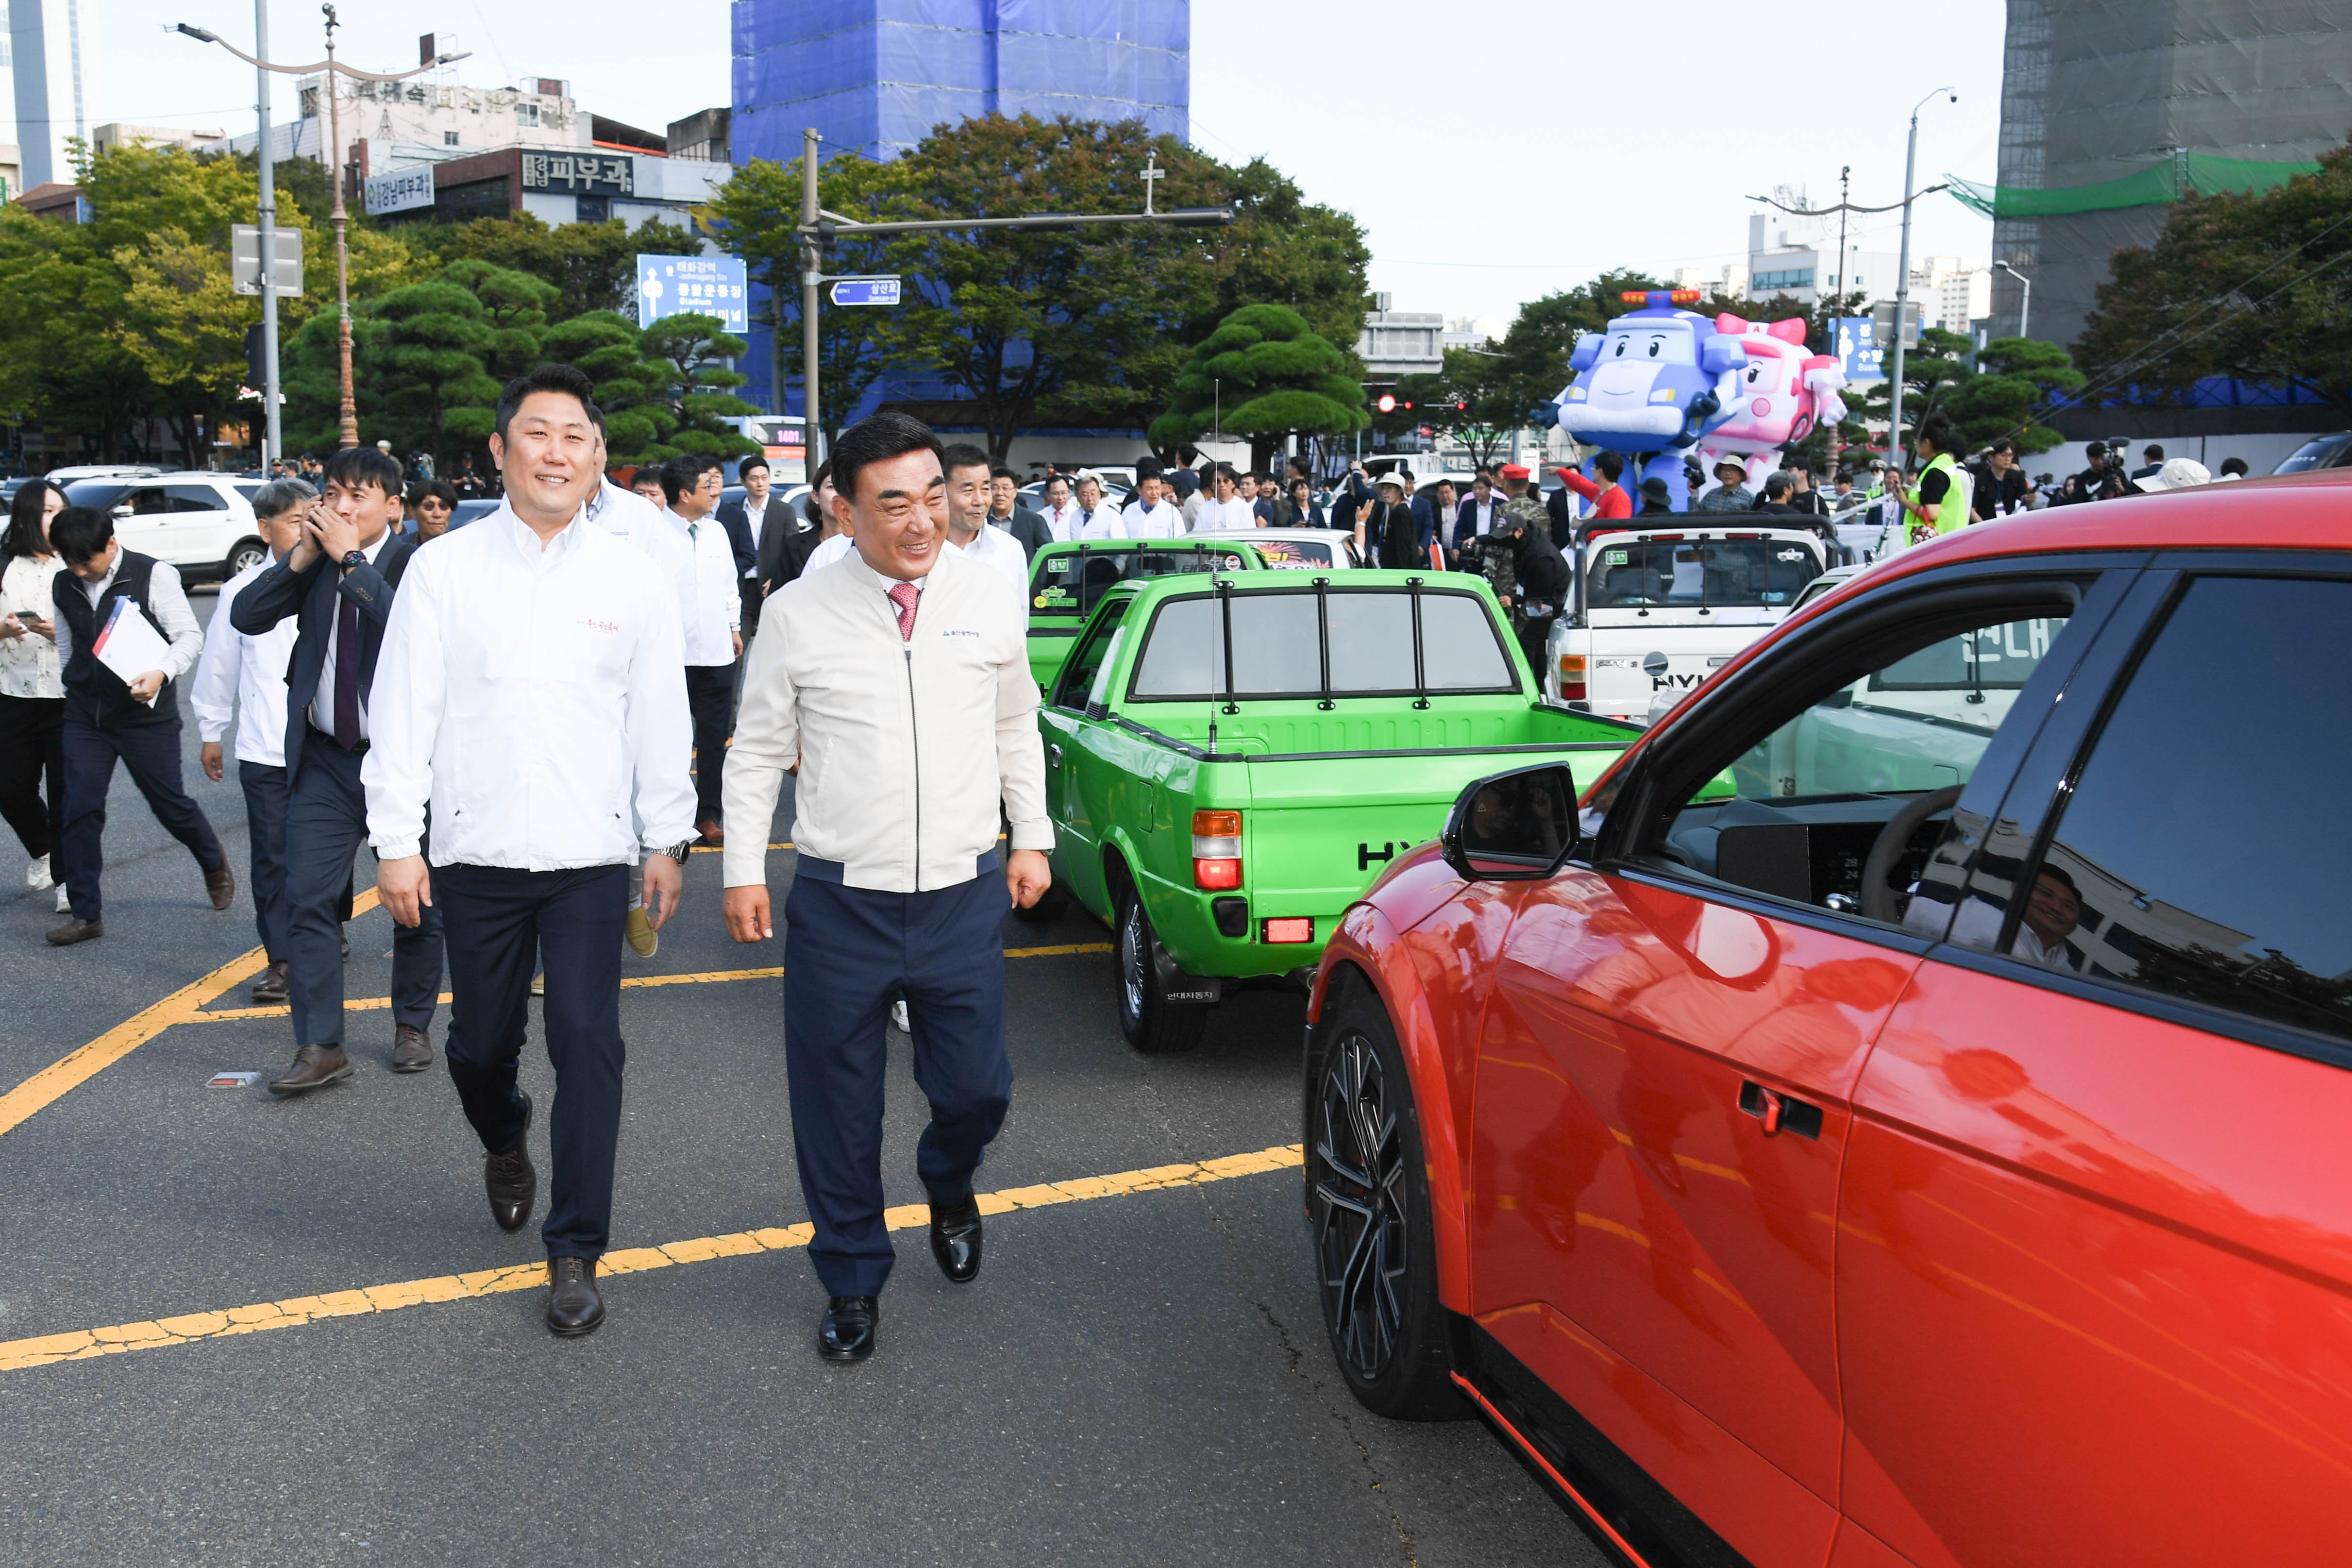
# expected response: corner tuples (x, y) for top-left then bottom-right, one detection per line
(1535, 289), (1747, 511)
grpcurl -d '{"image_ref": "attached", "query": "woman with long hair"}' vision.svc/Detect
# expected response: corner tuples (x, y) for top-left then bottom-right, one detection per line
(0, 480), (69, 907)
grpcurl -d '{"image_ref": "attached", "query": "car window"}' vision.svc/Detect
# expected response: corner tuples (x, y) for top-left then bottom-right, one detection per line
(2271, 436), (2352, 475)
(1950, 576), (2352, 1042)
(1131, 588), (1516, 700)
(1029, 546), (1246, 618)
(166, 484), (226, 512)
(1645, 608), (2073, 926)
(63, 481), (133, 511)
(1052, 599), (1130, 711)
(1585, 536), (1822, 609)
(1250, 538), (1334, 569)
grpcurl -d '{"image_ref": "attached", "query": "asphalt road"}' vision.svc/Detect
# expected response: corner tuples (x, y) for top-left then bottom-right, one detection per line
(0, 588), (1602, 1568)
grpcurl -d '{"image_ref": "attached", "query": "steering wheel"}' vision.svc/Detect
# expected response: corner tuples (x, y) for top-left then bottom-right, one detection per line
(1859, 785), (1965, 924)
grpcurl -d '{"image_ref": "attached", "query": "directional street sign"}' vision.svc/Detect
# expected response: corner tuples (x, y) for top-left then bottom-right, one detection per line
(230, 226), (304, 298)
(829, 277), (903, 307)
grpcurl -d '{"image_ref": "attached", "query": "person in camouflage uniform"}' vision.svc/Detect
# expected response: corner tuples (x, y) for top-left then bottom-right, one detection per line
(1463, 465), (1571, 673)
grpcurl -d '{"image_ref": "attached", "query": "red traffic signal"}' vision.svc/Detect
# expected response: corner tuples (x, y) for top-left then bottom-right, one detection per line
(1454, 400), (1467, 410)
(1377, 393), (1396, 413)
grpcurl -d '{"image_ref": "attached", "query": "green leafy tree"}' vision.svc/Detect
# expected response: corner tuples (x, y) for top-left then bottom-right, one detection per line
(1148, 303), (1367, 470)
(404, 211), (702, 318)
(434, 258), (560, 380)
(364, 279), (503, 470)
(541, 310), (682, 464)
(1398, 345), (1522, 468)
(2077, 140), (2352, 409)
(641, 312), (759, 460)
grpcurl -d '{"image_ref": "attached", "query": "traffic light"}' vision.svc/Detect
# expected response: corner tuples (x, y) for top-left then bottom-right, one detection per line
(1377, 393), (1396, 413)
(244, 323), (269, 390)
(1454, 400), (1467, 410)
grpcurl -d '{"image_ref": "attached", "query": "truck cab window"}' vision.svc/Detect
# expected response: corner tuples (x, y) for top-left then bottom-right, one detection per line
(1052, 600), (1129, 712)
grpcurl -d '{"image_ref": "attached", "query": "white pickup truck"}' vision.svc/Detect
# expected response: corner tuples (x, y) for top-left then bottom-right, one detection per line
(1541, 524), (1829, 722)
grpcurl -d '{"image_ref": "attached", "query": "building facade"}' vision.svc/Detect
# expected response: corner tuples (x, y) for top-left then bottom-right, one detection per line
(10, 0), (103, 191)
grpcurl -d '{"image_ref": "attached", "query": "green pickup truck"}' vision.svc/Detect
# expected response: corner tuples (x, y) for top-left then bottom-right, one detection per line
(1026, 567), (1641, 1051)
(1026, 539), (1261, 695)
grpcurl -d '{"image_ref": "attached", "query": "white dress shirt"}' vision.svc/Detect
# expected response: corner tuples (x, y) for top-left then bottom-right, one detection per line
(1117, 499), (1184, 539)
(1468, 498), (1497, 537)
(669, 506), (742, 666)
(307, 529), (390, 743)
(364, 505), (696, 870)
(54, 555), (203, 679)
(723, 546), (1048, 894)
(1194, 495), (1257, 530)
(803, 531), (857, 574)
(191, 555), (301, 767)
(958, 523), (1030, 592)
(1075, 507), (1123, 540)
(1040, 501), (1082, 543)
(587, 479), (699, 638)
(738, 494), (776, 575)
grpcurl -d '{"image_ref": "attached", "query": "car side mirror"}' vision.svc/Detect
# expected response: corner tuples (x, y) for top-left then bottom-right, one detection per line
(1441, 762), (1581, 882)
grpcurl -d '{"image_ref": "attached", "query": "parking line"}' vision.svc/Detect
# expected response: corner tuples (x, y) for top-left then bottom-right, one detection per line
(0, 889), (379, 1137)
(0, 1143), (1305, 1373)
(183, 945), (1114, 1022)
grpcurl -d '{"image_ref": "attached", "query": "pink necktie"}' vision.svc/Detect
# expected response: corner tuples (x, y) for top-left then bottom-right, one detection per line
(888, 581), (918, 641)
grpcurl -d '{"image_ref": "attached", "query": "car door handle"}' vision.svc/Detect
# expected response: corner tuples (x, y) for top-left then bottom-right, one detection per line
(1048, 743), (1063, 769)
(1738, 1081), (1822, 1139)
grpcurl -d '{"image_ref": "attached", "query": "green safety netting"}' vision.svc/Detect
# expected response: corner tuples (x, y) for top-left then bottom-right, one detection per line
(1946, 152), (2322, 219)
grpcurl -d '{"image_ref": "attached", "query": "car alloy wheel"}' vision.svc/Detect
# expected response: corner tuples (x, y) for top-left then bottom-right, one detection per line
(1118, 895), (1148, 1029)
(1314, 1026), (1408, 1385)
(227, 539), (268, 577)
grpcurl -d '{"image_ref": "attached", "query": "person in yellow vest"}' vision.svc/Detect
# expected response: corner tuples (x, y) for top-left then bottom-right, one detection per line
(1898, 417), (1967, 544)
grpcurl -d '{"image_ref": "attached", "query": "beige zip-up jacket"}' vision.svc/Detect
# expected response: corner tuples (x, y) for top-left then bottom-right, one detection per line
(722, 543), (1051, 893)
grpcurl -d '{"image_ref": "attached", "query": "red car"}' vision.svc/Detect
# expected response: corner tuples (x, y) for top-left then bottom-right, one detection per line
(1304, 473), (2352, 1568)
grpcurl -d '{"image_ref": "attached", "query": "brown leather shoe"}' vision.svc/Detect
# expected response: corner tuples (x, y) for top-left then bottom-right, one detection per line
(205, 863), (235, 910)
(696, 818), (724, 847)
(45, 916), (102, 946)
(268, 1043), (352, 1096)
(390, 1024), (433, 1073)
(251, 960), (289, 1003)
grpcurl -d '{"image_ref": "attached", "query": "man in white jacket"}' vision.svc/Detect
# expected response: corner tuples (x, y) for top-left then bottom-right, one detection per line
(721, 410), (1051, 1363)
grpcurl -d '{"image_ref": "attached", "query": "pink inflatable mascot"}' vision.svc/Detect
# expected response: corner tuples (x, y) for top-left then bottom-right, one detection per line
(1694, 314), (1847, 488)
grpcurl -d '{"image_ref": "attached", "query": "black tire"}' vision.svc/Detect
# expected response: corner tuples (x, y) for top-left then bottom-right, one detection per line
(1009, 852), (1075, 923)
(1112, 875), (1208, 1055)
(1307, 978), (1465, 1420)
(223, 537), (268, 579)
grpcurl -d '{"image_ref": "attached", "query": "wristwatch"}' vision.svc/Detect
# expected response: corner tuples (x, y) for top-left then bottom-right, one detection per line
(339, 548), (368, 573)
(656, 840), (695, 864)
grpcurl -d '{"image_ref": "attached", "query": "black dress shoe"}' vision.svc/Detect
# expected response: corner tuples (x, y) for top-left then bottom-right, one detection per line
(929, 1197), (983, 1284)
(268, 1044), (352, 1095)
(819, 1296), (878, 1361)
(251, 960), (289, 1003)
(205, 863), (235, 910)
(484, 1093), (537, 1233)
(390, 1023), (433, 1073)
(546, 1256), (604, 1337)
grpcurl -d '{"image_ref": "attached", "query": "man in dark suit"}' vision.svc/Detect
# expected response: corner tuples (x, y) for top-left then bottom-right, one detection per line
(717, 455), (782, 639)
(232, 446), (445, 1095)
(762, 460), (828, 602)
(987, 466), (1051, 557)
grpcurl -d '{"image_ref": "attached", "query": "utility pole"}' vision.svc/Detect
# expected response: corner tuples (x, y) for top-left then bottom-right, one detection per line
(1831, 164), (1849, 481)
(1884, 87), (1955, 472)
(799, 127), (822, 459)
(255, 0), (280, 466)
(791, 158), (1232, 460)
(174, 17), (469, 452)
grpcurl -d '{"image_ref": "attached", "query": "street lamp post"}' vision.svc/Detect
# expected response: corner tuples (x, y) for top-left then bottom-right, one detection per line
(1883, 86), (1956, 470)
(254, 0), (279, 466)
(1995, 258), (2032, 341)
(174, 16), (469, 451)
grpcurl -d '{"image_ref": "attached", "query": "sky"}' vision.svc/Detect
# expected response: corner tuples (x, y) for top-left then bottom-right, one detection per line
(97, 0), (2005, 334)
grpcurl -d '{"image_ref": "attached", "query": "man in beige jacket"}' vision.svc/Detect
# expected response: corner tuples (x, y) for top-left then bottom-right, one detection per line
(721, 411), (1052, 1363)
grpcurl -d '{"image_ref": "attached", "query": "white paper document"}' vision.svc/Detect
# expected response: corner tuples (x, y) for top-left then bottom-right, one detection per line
(92, 596), (172, 703)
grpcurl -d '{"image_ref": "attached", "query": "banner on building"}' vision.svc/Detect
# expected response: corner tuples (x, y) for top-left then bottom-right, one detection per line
(363, 165), (437, 217)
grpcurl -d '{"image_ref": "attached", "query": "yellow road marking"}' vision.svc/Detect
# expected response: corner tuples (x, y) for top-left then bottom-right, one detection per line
(0, 888), (380, 1137)
(184, 945), (1114, 1022)
(0, 1143), (1306, 1373)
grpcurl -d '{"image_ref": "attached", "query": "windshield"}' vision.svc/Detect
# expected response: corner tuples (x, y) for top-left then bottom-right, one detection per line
(1248, 538), (1335, 569)
(1585, 536), (1822, 609)
(1030, 545), (1250, 618)
(63, 481), (134, 511)
(2271, 436), (2352, 475)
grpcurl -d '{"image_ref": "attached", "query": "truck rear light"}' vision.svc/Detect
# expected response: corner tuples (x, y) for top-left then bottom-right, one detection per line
(1193, 809), (1242, 888)
(1558, 654), (1586, 700)
(1261, 917), (1313, 944)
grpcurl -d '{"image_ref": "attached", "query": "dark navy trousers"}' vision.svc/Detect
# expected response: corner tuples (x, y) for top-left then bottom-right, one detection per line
(437, 861), (629, 1260)
(238, 759), (356, 960)
(285, 737), (443, 1044)
(59, 714), (224, 923)
(784, 854), (1013, 1298)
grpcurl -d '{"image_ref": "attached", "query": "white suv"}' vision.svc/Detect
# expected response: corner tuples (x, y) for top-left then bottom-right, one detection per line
(57, 472), (269, 584)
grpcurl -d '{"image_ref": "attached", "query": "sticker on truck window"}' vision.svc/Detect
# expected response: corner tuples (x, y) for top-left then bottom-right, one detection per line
(1604, 548), (1628, 565)
(1777, 549), (1803, 562)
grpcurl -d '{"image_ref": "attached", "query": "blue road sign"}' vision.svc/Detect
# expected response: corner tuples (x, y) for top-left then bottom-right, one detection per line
(830, 278), (903, 307)
(638, 254), (749, 333)
(1834, 316), (1885, 383)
